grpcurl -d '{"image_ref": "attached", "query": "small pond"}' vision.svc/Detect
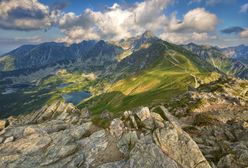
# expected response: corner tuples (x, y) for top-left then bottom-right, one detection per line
(63, 91), (91, 105)
(57, 82), (73, 89)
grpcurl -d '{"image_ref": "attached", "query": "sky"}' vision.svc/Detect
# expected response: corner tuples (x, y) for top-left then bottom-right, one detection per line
(0, 0), (248, 54)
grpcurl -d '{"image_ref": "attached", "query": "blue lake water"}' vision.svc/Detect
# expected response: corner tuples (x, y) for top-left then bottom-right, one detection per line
(57, 82), (73, 88)
(63, 91), (91, 105)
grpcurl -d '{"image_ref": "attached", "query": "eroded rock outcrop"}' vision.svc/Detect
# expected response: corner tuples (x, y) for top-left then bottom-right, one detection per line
(2, 96), (247, 167)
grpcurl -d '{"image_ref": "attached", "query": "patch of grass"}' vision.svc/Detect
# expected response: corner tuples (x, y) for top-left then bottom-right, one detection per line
(0, 55), (15, 71)
(91, 115), (112, 128)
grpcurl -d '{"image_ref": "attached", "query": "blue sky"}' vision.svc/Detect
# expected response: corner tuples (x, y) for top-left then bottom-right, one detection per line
(0, 0), (248, 54)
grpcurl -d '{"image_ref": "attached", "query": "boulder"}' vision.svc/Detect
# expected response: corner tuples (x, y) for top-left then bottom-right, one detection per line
(97, 160), (127, 168)
(78, 130), (108, 166)
(130, 115), (138, 129)
(0, 120), (8, 131)
(135, 107), (151, 121)
(69, 122), (92, 140)
(127, 142), (180, 168)
(153, 107), (211, 168)
(123, 111), (132, 119)
(4, 136), (14, 143)
(153, 125), (211, 168)
(0, 137), (4, 144)
(23, 126), (41, 136)
(151, 112), (165, 128)
(117, 131), (138, 156)
(109, 118), (124, 138)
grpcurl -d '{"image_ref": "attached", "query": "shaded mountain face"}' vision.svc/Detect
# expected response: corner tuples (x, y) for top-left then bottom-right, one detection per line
(0, 40), (124, 72)
(183, 43), (248, 79)
(83, 40), (123, 69)
(81, 38), (220, 114)
(222, 45), (248, 60)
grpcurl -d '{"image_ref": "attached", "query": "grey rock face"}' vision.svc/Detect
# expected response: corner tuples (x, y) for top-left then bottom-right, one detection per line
(0, 102), (214, 168)
(109, 118), (124, 138)
(0, 119), (8, 131)
(127, 140), (180, 168)
(151, 106), (211, 168)
(0, 101), (98, 168)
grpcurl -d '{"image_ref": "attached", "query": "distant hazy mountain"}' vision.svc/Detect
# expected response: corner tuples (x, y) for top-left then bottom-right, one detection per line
(183, 43), (248, 79)
(0, 40), (123, 72)
(222, 45), (248, 60)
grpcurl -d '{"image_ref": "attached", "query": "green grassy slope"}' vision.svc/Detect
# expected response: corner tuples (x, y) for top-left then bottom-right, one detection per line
(0, 70), (96, 118)
(79, 41), (221, 117)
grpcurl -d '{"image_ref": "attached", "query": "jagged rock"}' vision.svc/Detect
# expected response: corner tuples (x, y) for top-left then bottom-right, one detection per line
(217, 154), (239, 168)
(151, 112), (165, 128)
(117, 131), (139, 156)
(69, 122), (92, 140)
(97, 160), (127, 168)
(109, 118), (124, 138)
(66, 154), (85, 168)
(135, 107), (151, 121)
(4, 136), (14, 143)
(99, 135), (180, 168)
(23, 126), (42, 136)
(0, 120), (8, 131)
(0, 102), (107, 168)
(153, 107), (211, 168)
(127, 142), (180, 168)
(2, 100), (248, 168)
(153, 125), (211, 168)
(42, 144), (78, 166)
(135, 107), (156, 130)
(130, 115), (138, 129)
(123, 111), (132, 119)
(78, 130), (108, 166)
(0, 137), (3, 144)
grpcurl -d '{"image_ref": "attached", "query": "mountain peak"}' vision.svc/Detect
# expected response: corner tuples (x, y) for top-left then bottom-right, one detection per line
(141, 30), (155, 38)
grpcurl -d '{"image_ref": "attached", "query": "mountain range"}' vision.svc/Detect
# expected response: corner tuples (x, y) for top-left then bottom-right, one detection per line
(1, 31), (247, 79)
(0, 31), (248, 168)
(0, 31), (248, 116)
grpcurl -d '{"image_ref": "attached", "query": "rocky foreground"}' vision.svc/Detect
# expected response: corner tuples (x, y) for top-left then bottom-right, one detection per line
(0, 77), (248, 168)
(0, 101), (209, 168)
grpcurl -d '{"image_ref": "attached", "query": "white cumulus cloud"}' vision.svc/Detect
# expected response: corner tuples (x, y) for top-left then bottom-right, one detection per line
(168, 8), (218, 33)
(57, 0), (173, 43)
(160, 32), (216, 44)
(0, 0), (220, 45)
(0, 0), (57, 30)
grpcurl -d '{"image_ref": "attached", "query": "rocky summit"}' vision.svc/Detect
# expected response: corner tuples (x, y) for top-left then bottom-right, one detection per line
(0, 101), (209, 168)
(1, 76), (248, 168)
